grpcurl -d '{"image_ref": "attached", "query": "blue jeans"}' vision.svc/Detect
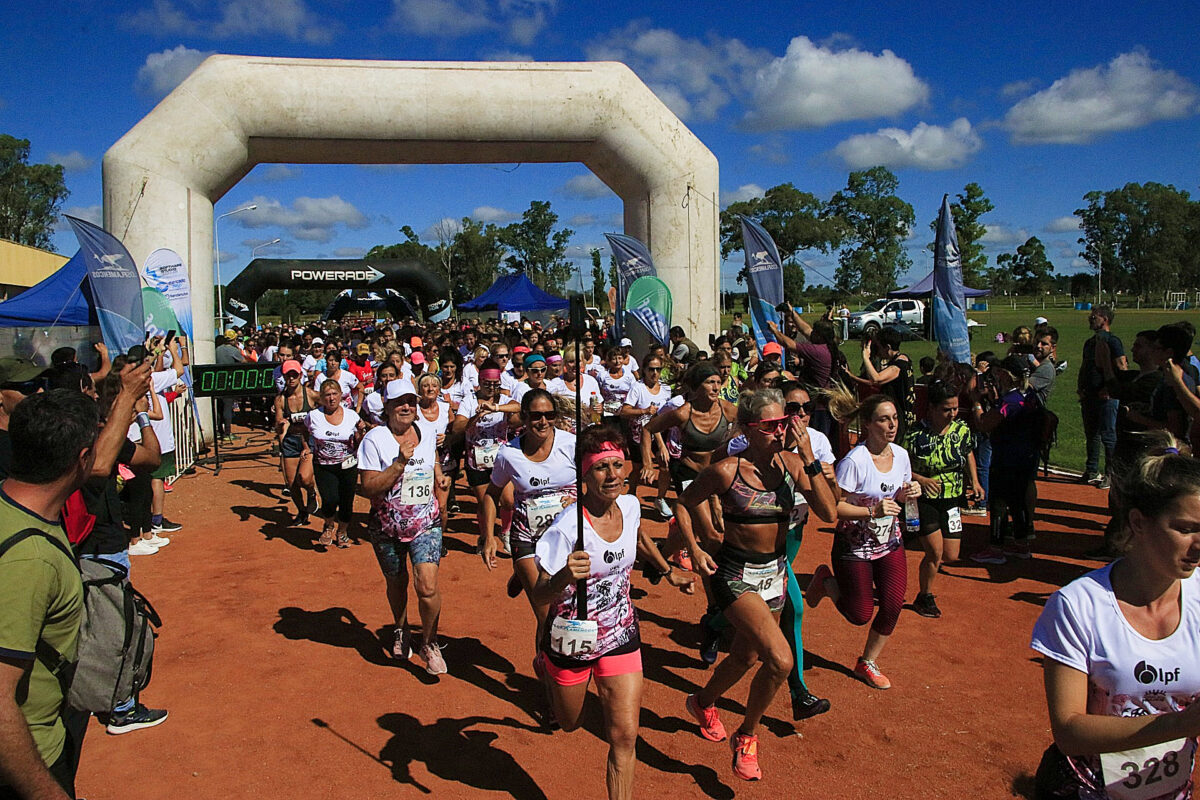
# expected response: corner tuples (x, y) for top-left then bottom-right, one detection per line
(974, 433), (991, 509)
(1081, 396), (1118, 475)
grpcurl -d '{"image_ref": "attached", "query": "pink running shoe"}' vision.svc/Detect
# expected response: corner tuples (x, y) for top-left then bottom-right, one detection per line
(685, 694), (727, 742)
(730, 732), (761, 781)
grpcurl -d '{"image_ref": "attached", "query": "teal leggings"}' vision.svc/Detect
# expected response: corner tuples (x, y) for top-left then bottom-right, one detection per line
(705, 514), (809, 696)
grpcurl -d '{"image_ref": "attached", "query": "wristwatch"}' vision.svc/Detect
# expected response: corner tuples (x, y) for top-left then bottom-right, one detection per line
(803, 460), (823, 477)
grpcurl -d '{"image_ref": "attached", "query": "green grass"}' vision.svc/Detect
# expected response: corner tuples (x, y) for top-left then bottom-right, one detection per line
(725, 307), (1200, 473)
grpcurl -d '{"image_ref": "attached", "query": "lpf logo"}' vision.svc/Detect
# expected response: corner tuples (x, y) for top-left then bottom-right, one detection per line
(603, 548), (625, 564)
(1134, 660), (1181, 685)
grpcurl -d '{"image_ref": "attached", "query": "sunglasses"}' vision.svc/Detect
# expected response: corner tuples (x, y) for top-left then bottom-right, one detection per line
(785, 401), (816, 416)
(495, 353), (510, 359)
(526, 409), (558, 422)
(644, 366), (661, 372)
(751, 416), (789, 434)
(480, 381), (501, 389)
(528, 367), (547, 374)
(392, 397), (418, 407)
(1, 378), (44, 396)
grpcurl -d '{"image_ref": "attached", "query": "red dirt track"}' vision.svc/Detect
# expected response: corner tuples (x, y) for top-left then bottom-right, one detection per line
(77, 430), (1113, 798)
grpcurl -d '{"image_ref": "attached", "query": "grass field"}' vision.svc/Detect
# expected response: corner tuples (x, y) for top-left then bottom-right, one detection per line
(731, 306), (1200, 474)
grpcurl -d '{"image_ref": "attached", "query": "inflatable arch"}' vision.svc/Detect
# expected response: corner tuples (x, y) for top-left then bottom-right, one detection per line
(103, 56), (720, 437)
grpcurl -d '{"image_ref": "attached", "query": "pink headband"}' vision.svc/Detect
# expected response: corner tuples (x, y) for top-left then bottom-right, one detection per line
(582, 441), (624, 472)
(479, 368), (502, 381)
(546, 354), (563, 364)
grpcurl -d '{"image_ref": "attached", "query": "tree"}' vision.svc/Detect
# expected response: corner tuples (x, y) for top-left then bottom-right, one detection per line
(366, 225), (441, 271)
(826, 166), (915, 296)
(782, 261), (806, 304)
(996, 236), (1054, 295)
(450, 217), (505, 303)
(0, 135), (69, 250)
(719, 183), (841, 284)
(497, 201), (574, 295)
(589, 248), (608, 310)
(927, 182), (993, 286)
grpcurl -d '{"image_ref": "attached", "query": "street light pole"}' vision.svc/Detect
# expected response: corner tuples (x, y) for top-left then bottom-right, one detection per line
(214, 204), (258, 329)
(249, 238), (281, 329)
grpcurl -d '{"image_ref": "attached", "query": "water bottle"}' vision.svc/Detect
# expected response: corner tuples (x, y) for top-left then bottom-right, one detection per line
(904, 486), (920, 534)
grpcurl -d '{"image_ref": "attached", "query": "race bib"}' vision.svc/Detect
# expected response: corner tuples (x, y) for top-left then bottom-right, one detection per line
(549, 617), (598, 658)
(400, 468), (434, 506)
(290, 411), (307, 423)
(364, 386), (374, 395)
(340, 455), (357, 469)
(525, 492), (568, 536)
(870, 515), (895, 545)
(946, 506), (963, 535)
(474, 441), (500, 469)
(1100, 738), (1193, 800)
(743, 562), (784, 603)
(603, 399), (622, 416)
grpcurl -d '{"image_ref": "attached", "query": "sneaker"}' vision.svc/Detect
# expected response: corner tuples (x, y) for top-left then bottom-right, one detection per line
(729, 732), (761, 781)
(1087, 473), (1105, 487)
(152, 518), (183, 533)
(106, 704), (168, 735)
(1003, 540), (1033, 560)
(854, 658), (892, 690)
(144, 534), (171, 548)
(654, 498), (673, 520)
(685, 694), (726, 742)
(1080, 471), (1099, 485)
(670, 548), (693, 572)
(163, 480), (174, 493)
(791, 691), (831, 721)
(806, 564), (833, 608)
(422, 642), (448, 675)
(970, 546), (1007, 565)
(392, 627), (412, 660)
(128, 539), (159, 556)
(699, 613), (721, 665)
(913, 592), (942, 619)
(497, 530), (511, 556)
(1096, 476), (1111, 490)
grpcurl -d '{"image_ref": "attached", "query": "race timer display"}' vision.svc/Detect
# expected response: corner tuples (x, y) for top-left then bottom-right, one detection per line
(192, 363), (280, 397)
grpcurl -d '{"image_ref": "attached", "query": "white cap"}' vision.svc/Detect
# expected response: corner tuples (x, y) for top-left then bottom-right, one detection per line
(619, 337), (633, 347)
(384, 379), (417, 401)
(312, 337), (324, 345)
(1035, 316), (1048, 325)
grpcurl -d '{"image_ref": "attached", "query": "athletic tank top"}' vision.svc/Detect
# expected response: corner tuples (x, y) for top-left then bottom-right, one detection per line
(719, 457), (796, 525)
(680, 404), (730, 453)
(283, 389), (312, 438)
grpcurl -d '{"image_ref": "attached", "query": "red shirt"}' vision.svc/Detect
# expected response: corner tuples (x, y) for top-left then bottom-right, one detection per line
(347, 361), (374, 390)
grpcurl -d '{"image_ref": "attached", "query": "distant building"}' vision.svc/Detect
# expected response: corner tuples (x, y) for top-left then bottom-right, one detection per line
(0, 238), (69, 300)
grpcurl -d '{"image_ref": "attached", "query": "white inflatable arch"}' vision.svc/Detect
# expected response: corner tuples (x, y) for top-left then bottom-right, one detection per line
(103, 56), (720, 376)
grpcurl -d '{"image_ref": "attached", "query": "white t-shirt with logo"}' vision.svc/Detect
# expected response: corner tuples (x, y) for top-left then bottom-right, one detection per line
(547, 374), (602, 407)
(596, 369), (637, 416)
(314, 370), (358, 408)
(833, 443), (911, 560)
(491, 429), (577, 547)
(463, 361), (480, 390)
(624, 381), (668, 444)
(150, 369), (179, 454)
(1032, 563), (1200, 800)
(306, 408), (361, 466)
(457, 390), (512, 470)
(356, 424), (439, 541)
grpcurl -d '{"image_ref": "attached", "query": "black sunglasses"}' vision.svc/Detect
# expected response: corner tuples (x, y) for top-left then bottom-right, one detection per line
(1, 378), (45, 396)
(785, 401), (816, 416)
(526, 409), (558, 421)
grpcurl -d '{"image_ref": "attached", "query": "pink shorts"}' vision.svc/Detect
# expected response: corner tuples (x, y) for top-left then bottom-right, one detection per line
(542, 650), (642, 686)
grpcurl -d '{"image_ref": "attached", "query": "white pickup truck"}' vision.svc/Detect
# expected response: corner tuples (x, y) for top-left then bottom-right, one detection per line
(845, 298), (925, 337)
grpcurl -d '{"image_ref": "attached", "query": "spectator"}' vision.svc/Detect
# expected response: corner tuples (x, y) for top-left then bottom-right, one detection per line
(1029, 325), (1059, 405)
(1078, 306), (1125, 487)
(916, 356), (936, 385)
(847, 327), (916, 440)
(215, 330), (245, 442)
(669, 326), (700, 366)
(0, 359), (49, 479)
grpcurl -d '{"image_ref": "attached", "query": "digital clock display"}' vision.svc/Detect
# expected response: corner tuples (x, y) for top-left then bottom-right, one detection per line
(192, 363), (280, 397)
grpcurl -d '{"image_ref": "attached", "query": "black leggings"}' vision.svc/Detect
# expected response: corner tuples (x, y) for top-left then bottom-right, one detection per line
(988, 452), (1038, 545)
(314, 462), (357, 522)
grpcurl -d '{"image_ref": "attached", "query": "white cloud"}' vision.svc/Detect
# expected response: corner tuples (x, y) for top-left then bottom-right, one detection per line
(484, 50), (535, 62)
(560, 173), (611, 200)
(392, 0), (555, 43)
(473, 206), (519, 223)
(747, 138), (790, 165)
(217, 249), (238, 264)
(235, 195), (369, 243)
(720, 183), (764, 207)
(982, 224), (1031, 247)
(48, 151), (93, 174)
(1003, 51), (1199, 144)
(743, 36), (929, 130)
(1045, 215), (1082, 233)
(421, 217), (463, 241)
(135, 45), (214, 98)
(333, 247), (366, 258)
(568, 214), (599, 227)
(126, 0), (335, 44)
(261, 165), (302, 181)
(1000, 78), (1039, 98)
(832, 118), (982, 171)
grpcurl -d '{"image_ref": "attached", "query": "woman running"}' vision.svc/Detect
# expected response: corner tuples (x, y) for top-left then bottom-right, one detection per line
(596, 345), (637, 420)
(314, 350), (361, 411)
(676, 388), (836, 780)
(532, 424), (691, 799)
(307, 379), (364, 549)
(510, 353), (549, 403)
(619, 353), (672, 515)
(548, 347), (603, 432)
(274, 360), (320, 525)
(904, 379), (982, 618)
(363, 361), (401, 427)
(807, 391), (920, 690)
(357, 380), (452, 675)
(1031, 435), (1200, 799)
(453, 359), (519, 550)
(415, 373), (453, 533)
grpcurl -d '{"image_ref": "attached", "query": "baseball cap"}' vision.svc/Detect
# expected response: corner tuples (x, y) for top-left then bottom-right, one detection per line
(0, 357), (46, 386)
(619, 337), (633, 347)
(762, 341), (783, 357)
(384, 378), (418, 402)
(1035, 316), (1048, 326)
(410, 336), (423, 349)
(281, 360), (303, 376)
(410, 351), (426, 365)
(356, 343), (371, 355)
(312, 337), (324, 345)
(224, 328), (239, 341)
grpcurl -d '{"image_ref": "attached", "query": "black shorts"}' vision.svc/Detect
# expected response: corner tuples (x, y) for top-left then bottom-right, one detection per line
(280, 434), (306, 459)
(915, 495), (965, 539)
(711, 545), (788, 612)
(466, 465), (493, 488)
(669, 460), (699, 494)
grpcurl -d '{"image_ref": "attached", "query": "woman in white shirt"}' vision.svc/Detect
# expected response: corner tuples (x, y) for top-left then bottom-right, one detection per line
(619, 353), (672, 512)
(313, 351), (360, 411)
(306, 379), (364, 549)
(1031, 435), (1200, 800)
(453, 359), (519, 549)
(414, 373), (452, 532)
(806, 391), (919, 691)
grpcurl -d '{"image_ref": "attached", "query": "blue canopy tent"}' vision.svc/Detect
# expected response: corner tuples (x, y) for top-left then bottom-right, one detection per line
(888, 270), (990, 299)
(0, 251), (98, 327)
(458, 272), (568, 312)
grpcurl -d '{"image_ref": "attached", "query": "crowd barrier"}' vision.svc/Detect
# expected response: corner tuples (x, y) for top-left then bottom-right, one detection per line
(167, 386), (198, 483)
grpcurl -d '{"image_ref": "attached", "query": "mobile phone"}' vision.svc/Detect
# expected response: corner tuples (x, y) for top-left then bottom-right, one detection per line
(165, 330), (176, 346)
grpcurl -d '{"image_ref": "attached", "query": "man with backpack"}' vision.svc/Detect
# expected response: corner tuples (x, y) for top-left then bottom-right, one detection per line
(0, 390), (99, 800)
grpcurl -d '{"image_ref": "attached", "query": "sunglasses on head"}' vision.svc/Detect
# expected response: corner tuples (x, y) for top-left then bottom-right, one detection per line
(785, 401), (816, 416)
(526, 409), (558, 422)
(751, 416), (789, 434)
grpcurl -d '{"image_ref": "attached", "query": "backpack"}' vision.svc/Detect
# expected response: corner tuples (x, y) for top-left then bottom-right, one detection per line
(0, 529), (160, 716)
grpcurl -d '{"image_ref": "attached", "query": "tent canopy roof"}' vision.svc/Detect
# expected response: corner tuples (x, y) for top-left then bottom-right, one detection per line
(888, 270), (990, 299)
(458, 272), (567, 312)
(0, 251), (97, 327)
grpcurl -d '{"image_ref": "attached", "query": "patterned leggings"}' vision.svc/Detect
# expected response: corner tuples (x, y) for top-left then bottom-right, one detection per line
(831, 547), (908, 636)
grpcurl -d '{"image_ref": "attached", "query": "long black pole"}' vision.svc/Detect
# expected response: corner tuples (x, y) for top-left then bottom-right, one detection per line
(571, 298), (587, 620)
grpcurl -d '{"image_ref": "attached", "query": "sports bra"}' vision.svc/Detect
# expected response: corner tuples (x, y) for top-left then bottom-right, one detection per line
(680, 404), (730, 453)
(283, 388), (312, 436)
(720, 457), (796, 525)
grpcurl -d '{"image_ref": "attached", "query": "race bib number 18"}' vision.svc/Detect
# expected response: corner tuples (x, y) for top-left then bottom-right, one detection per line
(549, 618), (598, 658)
(1100, 738), (1193, 800)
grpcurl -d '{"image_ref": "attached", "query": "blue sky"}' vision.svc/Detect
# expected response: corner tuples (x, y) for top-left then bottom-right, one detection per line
(4, 0), (1199, 294)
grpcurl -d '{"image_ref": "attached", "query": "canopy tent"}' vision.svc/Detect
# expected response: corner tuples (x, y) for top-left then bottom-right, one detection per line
(888, 270), (990, 299)
(0, 251), (98, 327)
(458, 272), (568, 312)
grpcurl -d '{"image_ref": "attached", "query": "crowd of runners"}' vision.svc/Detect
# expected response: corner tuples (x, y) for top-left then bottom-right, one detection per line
(8, 302), (1200, 799)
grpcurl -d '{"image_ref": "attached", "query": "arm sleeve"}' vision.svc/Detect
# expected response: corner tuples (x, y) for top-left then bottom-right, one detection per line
(1030, 591), (1091, 673)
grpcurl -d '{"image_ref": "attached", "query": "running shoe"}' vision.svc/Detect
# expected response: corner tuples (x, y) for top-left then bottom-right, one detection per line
(281, 487), (291, 498)
(1096, 476), (1111, 490)
(1003, 540), (1033, 560)
(729, 732), (761, 781)
(913, 592), (942, 619)
(163, 480), (174, 493)
(152, 518), (183, 533)
(128, 540), (159, 556)
(790, 691), (831, 721)
(654, 498), (673, 520)
(670, 548), (693, 572)
(854, 658), (891, 690)
(392, 627), (412, 660)
(498, 530), (511, 556)
(699, 613), (720, 665)
(292, 511), (309, 526)
(422, 642), (448, 675)
(106, 704), (168, 735)
(685, 694), (726, 742)
(1080, 471), (1099, 485)
(144, 534), (170, 548)
(1088, 473), (1106, 487)
(806, 564), (833, 608)
(970, 546), (1007, 565)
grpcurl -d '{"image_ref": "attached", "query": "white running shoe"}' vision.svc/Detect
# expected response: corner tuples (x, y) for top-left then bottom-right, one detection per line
(128, 540), (159, 556)
(145, 534), (170, 548)
(655, 498), (673, 519)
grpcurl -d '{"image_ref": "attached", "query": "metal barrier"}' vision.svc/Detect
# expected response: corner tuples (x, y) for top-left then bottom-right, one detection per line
(167, 387), (198, 483)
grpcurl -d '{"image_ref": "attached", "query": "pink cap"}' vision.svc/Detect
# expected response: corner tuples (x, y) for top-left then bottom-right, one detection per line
(410, 351), (426, 365)
(281, 360), (303, 375)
